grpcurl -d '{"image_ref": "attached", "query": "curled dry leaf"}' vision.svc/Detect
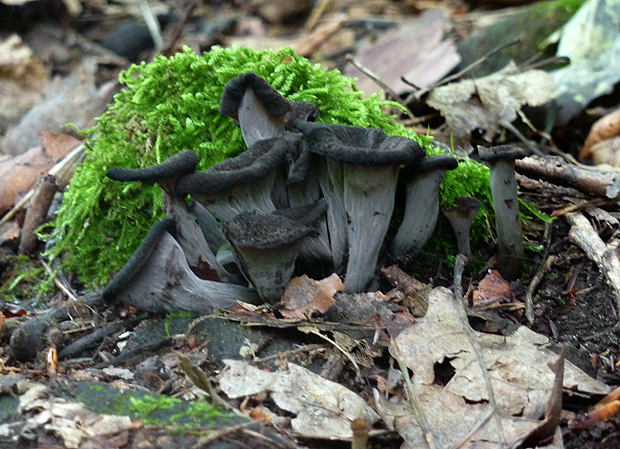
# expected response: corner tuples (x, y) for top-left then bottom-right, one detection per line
(0, 131), (81, 214)
(279, 273), (343, 319)
(581, 108), (620, 164)
(427, 63), (555, 140)
(472, 269), (514, 307)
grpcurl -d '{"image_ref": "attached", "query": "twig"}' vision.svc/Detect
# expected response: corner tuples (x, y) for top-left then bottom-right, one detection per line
(295, 17), (346, 57)
(344, 54), (416, 122)
(303, 0), (332, 32)
(0, 144), (85, 227)
(40, 259), (78, 303)
(515, 156), (620, 200)
(139, 0), (164, 54)
(195, 421), (259, 445)
(499, 119), (545, 157)
(58, 313), (147, 360)
(453, 254), (507, 448)
(525, 221), (554, 323)
(404, 38), (520, 103)
(551, 198), (612, 218)
(300, 327), (362, 381)
(565, 211), (620, 316)
(18, 175), (58, 255)
(160, 0), (198, 57)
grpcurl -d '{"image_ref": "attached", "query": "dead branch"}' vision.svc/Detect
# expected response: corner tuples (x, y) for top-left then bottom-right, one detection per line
(565, 211), (620, 316)
(18, 174), (58, 255)
(515, 156), (620, 200)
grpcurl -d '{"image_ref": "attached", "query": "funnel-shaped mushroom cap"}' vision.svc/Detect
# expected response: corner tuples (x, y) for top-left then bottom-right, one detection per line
(478, 145), (525, 280)
(223, 201), (327, 303)
(107, 150), (199, 186)
(220, 72), (291, 119)
(177, 137), (292, 221)
(103, 218), (260, 313)
(220, 72), (318, 148)
(293, 121), (424, 164)
(391, 155), (458, 259)
(293, 120), (425, 292)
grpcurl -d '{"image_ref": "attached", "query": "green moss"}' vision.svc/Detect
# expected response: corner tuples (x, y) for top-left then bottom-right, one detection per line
(45, 45), (435, 289)
(129, 395), (232, 427)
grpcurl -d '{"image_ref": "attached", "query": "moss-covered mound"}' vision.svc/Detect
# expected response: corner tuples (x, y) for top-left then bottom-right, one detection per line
(47, 46), (445, 288)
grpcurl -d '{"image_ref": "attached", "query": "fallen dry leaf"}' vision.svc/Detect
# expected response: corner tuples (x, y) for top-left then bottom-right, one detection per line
(472, 269), (514, 307)
(219, 360), (379, 439)
(0, 34), (49, 127)
(581, 108), (620, 161)
(18, 383), (139, 448)
(0, 131), (80, 214)
(279, 273), (343, 319)
(380, 287), (608, 448)
(427, 63), (555, 140)
(345, 9), (460, 96)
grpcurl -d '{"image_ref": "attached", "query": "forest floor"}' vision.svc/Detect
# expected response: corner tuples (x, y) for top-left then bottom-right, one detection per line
(1, 0), (620, 448)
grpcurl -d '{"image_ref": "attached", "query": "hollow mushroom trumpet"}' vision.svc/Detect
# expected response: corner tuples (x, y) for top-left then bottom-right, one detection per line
(102, 218), (261, 313)
(106, 150), (235, 283)
(293, 121), (425, 293)
(390, 155), (458, 260)
(219, 71), (318, 148)
(442, 196), (482, 266)
(222, 199), (328, 303)
(478, 144), (527, 280)
(176, 137), (292, 222)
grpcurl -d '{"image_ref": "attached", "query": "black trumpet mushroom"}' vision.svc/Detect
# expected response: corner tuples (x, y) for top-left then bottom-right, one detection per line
(391, 155), (458, 260)
(102, 218), (261, 313)
(219, 71), (318, 148)
(443, 196), (482, 266)
(479, 145), (526, 280)
(106, 150), (235, 283)
(222, 200), (328, 303)
(293, 121), (425, 293)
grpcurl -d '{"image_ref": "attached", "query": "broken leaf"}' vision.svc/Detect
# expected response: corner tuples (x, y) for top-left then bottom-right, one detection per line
(381, 287), (608, 448)
(219, 360), (379, 439)
(551, 0), (620, 124)
(426, 63), (555, 140)
(345, 9), (460, 96)
(472, 269), (514, 307)
(279, 273), (343, 319)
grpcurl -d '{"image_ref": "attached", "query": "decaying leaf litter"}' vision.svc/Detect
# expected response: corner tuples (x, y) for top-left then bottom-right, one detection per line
(3, 0), (620, 448)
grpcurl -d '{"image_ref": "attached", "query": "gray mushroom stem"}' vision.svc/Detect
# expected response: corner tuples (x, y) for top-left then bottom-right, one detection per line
(102, 218), (261, 313)
(391, 155), (458, 259)
(293, 121), (425, 293)
(479, 145), (527, 280)
(442, 197), (482, 265)
(343, 163), (401, 292)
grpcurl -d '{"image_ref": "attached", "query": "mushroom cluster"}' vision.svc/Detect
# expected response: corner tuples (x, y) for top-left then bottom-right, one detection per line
(103, 72), (498, 311)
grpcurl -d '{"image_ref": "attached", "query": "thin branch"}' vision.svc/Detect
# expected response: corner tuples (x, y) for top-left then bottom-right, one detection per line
(404, 38), (520, 103)
(344, 53), (416, 122)
(525, 221), (554, 324)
